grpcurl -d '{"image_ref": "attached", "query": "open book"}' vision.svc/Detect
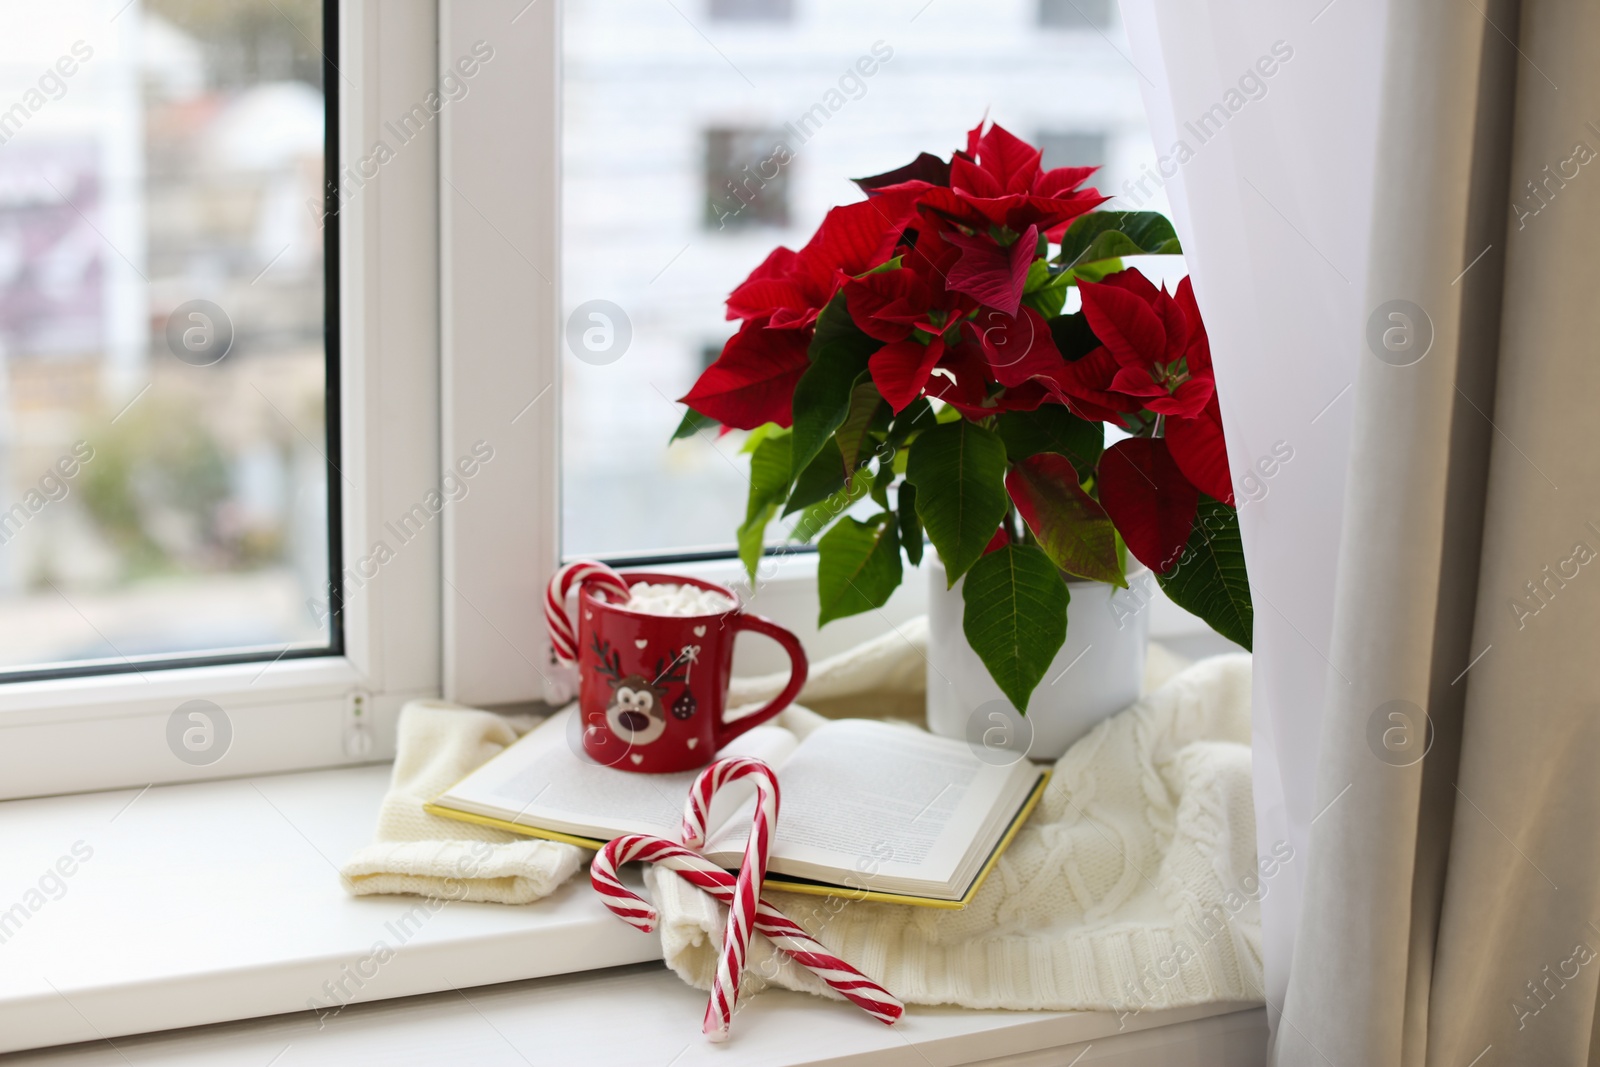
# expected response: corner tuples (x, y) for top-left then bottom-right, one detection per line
(426, 707), (1049, 908)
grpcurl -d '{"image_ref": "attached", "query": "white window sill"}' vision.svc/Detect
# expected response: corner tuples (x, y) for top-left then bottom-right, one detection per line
(0, 762), (1263, 1063)
(0, 763), (653, 1054)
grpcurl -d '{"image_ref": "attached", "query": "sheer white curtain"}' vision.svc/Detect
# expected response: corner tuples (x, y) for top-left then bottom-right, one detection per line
(1118, 0), (1389, 1023)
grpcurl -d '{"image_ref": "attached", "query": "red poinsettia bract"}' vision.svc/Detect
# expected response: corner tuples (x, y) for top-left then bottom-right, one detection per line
(1055, 269), (1214, 419)
(723, 190), (922, 331)
(840, 229), (977, 412)
(679, 119), (1237, 577)
(1097, 436), (1200, 572)
(677, 315), (811, 430)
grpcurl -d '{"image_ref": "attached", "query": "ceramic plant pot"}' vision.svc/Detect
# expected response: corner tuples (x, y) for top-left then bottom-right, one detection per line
(925, 555), (1150, 761)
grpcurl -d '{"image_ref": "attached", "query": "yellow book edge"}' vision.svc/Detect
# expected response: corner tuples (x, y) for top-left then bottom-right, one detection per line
(423, 768), (1051, 911)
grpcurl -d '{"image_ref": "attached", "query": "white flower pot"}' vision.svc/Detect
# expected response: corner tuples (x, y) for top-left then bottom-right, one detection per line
(925, 555), (1150, 761)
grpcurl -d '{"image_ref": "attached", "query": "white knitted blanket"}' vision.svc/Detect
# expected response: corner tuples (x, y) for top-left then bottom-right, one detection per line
(340, 702), (582, 903)
(342, 631), (1265, 1014)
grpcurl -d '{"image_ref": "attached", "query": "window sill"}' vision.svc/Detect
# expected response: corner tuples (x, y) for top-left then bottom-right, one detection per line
(0, 763), (654, 1054)
(0, 762), (1263, 1062)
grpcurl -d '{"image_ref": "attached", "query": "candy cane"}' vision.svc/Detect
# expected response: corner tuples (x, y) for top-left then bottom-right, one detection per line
(680, 755), (768, 850)
(692, 757), (779, 1040)
(591, 835), (902, 1027)
(544, 561), (630, 662)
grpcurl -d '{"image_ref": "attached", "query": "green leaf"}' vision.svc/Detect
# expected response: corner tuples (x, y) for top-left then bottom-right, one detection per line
(1022, 260), (1074, 319)
(1054, 211), (1181, 271)
(791, 295), (879, 479)
(745, 433), (792, 521)
(1022, 258), (1052, 293)
(738, 433), (794, 581)
(870, 456), (895, 509)
(961, 542), (1069, 713)
(817, 514), (903, 626)
(883, 397), (936, 478)
(934, 403), (963, 424)
(1155, 498), (1253, 651)
(788, 476), (868, 545)
(886, 397), (936, 448)
(836, 379), (886, 487)
(995, 406), (1105, 480)
(898, 482), (923, 566)
(1065, 258), (1122, 285)
(1045, 312), (1101, 362)
(739, 422), (787, 454)
(861, 255), (904, 277)
(738, 503), (776, 581)
(784, 437), (846, 516)
(906, 420), (1010, 586)
(671, 407), (717, 441)
(1028, 276), (1075, 318)
(1005, 454), (1124, 586)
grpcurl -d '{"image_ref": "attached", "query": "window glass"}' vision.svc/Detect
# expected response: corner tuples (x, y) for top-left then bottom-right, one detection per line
(560, 0), (1154, 559)
(709, 0), (794, 23)
(0, 0), (334, 676)
(703, 127), (792, 232)
(1038, 0), (1114, 31)
(1036, 130), (1108, 171)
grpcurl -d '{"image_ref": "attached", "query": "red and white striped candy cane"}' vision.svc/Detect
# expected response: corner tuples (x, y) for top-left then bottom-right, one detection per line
(680, 754), (775, 849)
(692, 757), (780, 1040)
(591, 834), (902, 1027)
(544, 560), (630, 662)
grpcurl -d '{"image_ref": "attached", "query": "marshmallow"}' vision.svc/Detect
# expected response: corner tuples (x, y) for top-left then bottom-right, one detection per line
(623, 581), (736, 617)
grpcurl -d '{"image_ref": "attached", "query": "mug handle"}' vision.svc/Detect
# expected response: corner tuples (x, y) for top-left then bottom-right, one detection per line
(714, 612), (809, 748)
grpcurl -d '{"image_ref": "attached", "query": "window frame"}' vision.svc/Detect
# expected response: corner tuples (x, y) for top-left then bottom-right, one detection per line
(438, 0), (893, 709)
(438, 0), (562, 708)
(440, 0), (1213, 704)
(3, 0), (1213, 800)
(0, 0), (443, 800)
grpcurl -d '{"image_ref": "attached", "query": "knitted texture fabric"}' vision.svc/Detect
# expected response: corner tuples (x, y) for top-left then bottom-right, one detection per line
(647, 653), (1266, 1013)
(727, 617), (929, 708)
(340, 700), (583, 904)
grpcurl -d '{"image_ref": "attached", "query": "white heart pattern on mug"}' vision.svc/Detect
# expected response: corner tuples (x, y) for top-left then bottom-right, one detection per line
(634, 638), (648, 650)
(686, 737), (699, 749)
(630, 754), (644, 765)
(693, 625), (707, 637)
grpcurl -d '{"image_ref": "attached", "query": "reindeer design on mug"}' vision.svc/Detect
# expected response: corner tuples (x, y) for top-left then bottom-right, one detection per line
(592, 634), (695, 747)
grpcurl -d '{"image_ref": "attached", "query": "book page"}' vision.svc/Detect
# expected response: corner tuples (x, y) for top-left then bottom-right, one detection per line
(702, 719), (1025, 886)
(437, 707), (798, 841)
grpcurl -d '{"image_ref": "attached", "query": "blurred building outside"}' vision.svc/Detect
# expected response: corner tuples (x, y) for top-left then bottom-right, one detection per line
(0, 0), (329, 670)
(560, 0), (1178, 558)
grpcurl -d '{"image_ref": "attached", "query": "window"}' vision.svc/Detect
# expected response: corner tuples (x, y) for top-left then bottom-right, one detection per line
(703, 127), (794, 232)
(559, 0), (1152, 561)
(0, 0), (337, 678)
(2, 0), (441, 799)
(1038, 0), (1114, 31)
(1037, 130), (1108, 171)
(709, 0), (795, 22)
(3, 0), (1163, 791)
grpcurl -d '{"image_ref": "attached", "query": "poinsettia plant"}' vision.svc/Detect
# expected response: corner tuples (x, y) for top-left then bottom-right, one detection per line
(672, 120), (1253, 713)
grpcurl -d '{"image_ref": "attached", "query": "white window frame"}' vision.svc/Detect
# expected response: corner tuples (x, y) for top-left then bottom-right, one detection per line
(1, 0), (1211, 800)
(437, 0), (913, 709)
(0, 0), (443, 800)
(439, 0), (561, 709)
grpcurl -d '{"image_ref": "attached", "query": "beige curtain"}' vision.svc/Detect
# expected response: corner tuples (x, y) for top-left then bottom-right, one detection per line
(1274, 0), (1600, 1064)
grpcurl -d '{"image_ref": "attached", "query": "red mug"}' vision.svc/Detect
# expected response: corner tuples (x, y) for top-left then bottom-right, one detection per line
(576, 572), (808, 773)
